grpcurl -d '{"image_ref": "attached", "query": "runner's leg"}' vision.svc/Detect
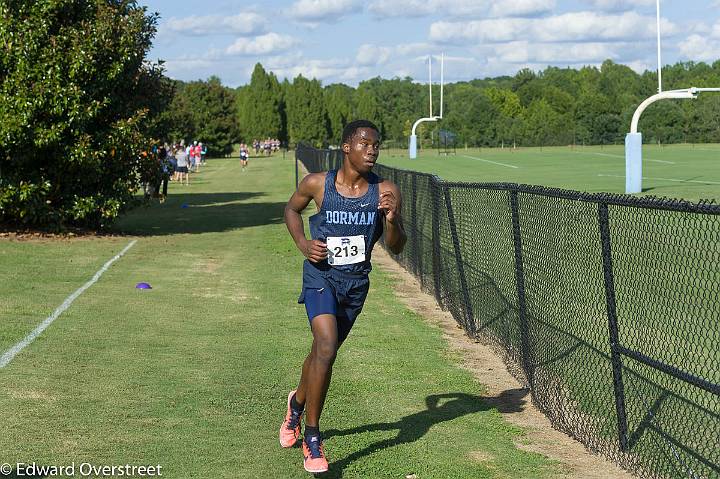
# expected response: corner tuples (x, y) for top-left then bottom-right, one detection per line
(295, 314), (338, 428)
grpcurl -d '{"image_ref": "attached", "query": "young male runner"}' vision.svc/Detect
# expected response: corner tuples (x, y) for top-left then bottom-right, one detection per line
(281, 119), (406, 473)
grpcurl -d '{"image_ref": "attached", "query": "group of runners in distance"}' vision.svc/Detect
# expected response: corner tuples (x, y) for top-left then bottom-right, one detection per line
(254, 138), (281, 156)
(239, 138), (281, 171)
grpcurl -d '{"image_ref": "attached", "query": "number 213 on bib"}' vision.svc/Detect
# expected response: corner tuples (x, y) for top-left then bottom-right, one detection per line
(327, 235), (366, 266)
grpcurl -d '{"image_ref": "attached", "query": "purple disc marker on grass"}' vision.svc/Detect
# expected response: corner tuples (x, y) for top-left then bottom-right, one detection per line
(181, 203), (189, 208)
(135, 282), (152, 290)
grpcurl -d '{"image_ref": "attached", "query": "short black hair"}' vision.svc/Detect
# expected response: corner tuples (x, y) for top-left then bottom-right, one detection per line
(342, 120), (380, 145)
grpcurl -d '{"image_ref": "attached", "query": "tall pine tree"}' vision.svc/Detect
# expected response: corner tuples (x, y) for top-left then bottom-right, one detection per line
(238, 63), (284, 142)
(286, 75), (328, 147)
(324, 84), (354, 145)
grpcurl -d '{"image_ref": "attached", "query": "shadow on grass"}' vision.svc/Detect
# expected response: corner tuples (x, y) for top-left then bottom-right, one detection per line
(113, 192), (286, 235)
(321, 391), (527, 477)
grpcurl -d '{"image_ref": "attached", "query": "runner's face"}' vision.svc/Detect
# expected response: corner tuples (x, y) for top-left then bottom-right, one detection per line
(344, 128), (380, 172)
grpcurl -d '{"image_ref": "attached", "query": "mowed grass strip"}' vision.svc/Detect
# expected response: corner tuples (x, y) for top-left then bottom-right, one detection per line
(379, 143), (720, 201)
(0, 155), (561, 478)
(0, 238), (133, 353)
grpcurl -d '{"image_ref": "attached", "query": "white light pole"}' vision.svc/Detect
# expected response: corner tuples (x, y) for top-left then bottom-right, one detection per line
(656, 0), (662, 93)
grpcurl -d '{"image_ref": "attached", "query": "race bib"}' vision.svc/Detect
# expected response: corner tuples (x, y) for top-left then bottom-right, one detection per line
(327, 235), (366, 266)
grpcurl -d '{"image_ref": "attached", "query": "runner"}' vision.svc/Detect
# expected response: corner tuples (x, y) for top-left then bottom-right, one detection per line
(280, 119), (406, 473)
(240, 143), (249, 171)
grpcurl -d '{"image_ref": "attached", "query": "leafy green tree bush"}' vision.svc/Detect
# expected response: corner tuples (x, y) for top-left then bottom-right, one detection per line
(0, 0), (171, 229)
(169, 77), (239, 156)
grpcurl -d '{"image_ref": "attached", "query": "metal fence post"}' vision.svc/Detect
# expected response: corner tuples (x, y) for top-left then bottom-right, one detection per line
(443, 185), (476, 335)
(431, 176), (442, 307)
(411, 174), (420, 278)
(598, 202), (629, 452)
(510, 190), (534, 389)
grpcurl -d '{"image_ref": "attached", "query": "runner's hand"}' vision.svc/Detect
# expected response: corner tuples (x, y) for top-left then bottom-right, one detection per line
(378, 190), (399, 223)
(302, 239), (328, 263)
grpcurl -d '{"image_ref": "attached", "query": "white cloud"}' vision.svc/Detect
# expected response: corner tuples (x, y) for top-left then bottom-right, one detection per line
(355, 43), (431, 67)
(489, 0), (555, 17)
(583, 0), (654, 11)
(339, 66), (373, 82)
(165, 58), (218, 74)
(367, 0), (553, 18)
(624, 59), (654, 74)
(688, 21), (713, 36)
(430, 11), (676, 44)
(713, 20), (720, 38)
(537, 11), (676, 42)
(492, 41), (620, 63)
(162, 50), (228, 77)
(226, 33), (298, 56)
(162, 13), (267, 36)
(289, 0), (363, 22)
(678, 34), (720, 62)
(356, 44), (392, 66)
(268, 57), (370, 83)
(366, 0), (434, 17)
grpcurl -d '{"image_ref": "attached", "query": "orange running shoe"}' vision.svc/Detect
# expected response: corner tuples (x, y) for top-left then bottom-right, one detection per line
(279, 390), (303, 448)
(302, 435), (329, 473)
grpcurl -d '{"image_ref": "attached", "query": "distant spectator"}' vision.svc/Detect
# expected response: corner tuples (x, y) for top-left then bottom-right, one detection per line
(158, 144), (170, 201)
(192, 142), (202, 172)
(175, 145), (189, 185)
(200, 142), (207, 164)
(185, 143), (192, 170)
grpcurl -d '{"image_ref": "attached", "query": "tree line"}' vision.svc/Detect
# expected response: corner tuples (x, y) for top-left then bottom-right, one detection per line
(169, 60), (720, 153)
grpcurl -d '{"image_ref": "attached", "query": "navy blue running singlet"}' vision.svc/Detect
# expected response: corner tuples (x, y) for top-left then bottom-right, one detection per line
(307, 169), (384, 275)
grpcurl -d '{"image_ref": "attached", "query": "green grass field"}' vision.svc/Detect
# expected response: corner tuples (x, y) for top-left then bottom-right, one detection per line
(0, 156), (567, 478)
(379, 143), (720, 202)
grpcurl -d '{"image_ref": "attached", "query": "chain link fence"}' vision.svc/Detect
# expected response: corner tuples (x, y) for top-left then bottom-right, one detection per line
(295, 143), (720, 479)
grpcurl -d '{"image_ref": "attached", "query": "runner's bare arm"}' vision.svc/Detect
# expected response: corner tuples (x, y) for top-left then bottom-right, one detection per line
(379, 182), (406, 255)
(285, 173), (328, 263)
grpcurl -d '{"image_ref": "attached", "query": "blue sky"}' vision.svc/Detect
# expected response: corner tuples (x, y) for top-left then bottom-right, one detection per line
(140, 0), (720, 88)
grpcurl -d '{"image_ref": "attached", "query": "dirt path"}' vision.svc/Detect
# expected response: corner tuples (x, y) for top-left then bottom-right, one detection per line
(373, 248), (635, 479)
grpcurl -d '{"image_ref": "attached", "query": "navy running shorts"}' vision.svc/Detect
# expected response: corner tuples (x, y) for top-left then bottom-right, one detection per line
(298, 261), (370, 343)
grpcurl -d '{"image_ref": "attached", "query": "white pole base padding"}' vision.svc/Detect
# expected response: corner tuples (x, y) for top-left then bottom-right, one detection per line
(409, 135), (418, 159)
(625, 132), (642, 194)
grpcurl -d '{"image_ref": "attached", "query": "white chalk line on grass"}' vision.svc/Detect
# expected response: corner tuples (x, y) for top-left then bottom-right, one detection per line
(460, 155), (518, 169)
(580, 151), (675, 164)
(598, 174), (720, 185)
(0, 240), (138, 369)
